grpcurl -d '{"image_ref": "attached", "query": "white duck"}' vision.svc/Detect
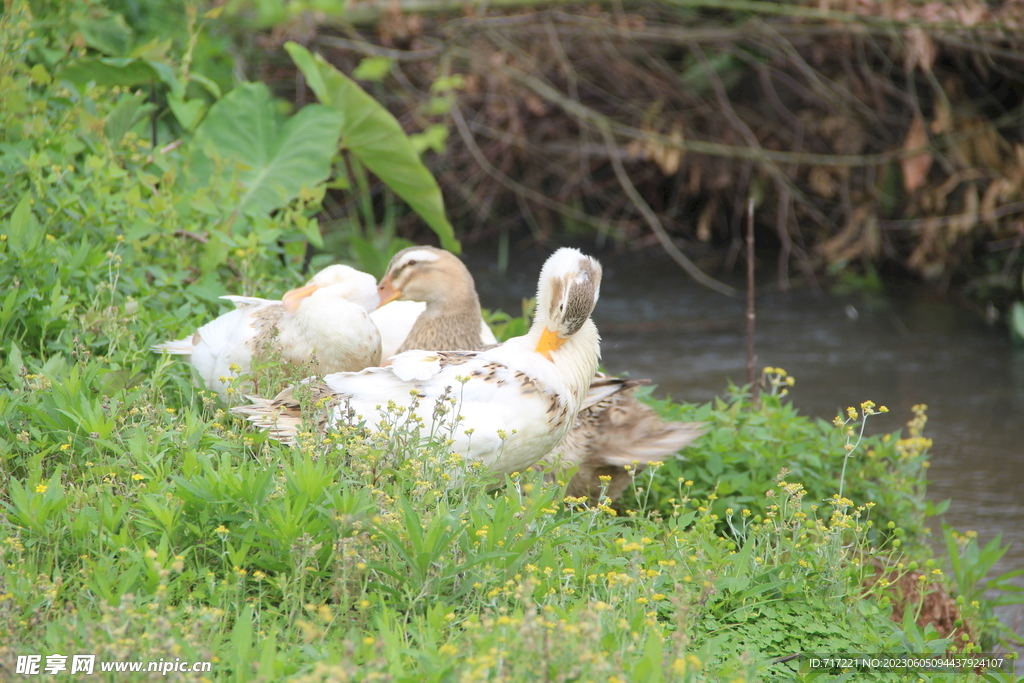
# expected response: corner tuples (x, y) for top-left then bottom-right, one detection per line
(370, 246), (496, 360)
(153, 265), (382, 401)
(232, 248), (602, 476)
(362, 247), (704, 503)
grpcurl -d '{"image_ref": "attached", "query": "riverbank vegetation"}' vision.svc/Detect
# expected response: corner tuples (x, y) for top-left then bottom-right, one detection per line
(216, 0), (1024, 336)
(1, 1), (1022, 680)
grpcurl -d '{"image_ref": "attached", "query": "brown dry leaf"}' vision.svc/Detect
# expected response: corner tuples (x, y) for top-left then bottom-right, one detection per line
(970, 122), (1007, 173)
(655, 147), (681, 176)
(950, 116), (1006, 172)
(818, 115), (865, 155)
(648, 142), (666, 173)
(817, 115), (846, 140)
(524, 94), (547, 117)
(654, 124), (684, 176)
(907, 217), (945, 279)
(980, 179), (1013, 226)
(930, 100), (952, 134)
(696, 196), (719, 242)
(864, 562), (969, 640)
(406, 14), (423, 35)
(615, 13), (647, 30)
(634, 123), (684, 176)
(904, 27), (937, 73)
(624, 139), (645, 159)
(949, 183), (979, 238)
(957, 3), (986, 27)
(817, 204), (877, 263)
(808, 167), (838, 199)
(687, 163), (701, 195)
(815, 204), (864, 264)
(901, 116), (933, 193)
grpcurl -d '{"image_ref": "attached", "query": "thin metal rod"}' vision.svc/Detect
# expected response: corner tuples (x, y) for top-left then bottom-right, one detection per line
(745, 198), (757, 395)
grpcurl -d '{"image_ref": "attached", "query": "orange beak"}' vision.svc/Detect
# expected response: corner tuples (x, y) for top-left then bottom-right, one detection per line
(377, 274), (403, 307)
(536, 327), (566, 361)
(282, 283), (318, 314)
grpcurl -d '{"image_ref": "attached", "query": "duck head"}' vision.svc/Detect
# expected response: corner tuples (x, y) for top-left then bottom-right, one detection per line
(377, 246), (478, 308)
(281, 264), (378, 314)
(533, 248), (602, 360)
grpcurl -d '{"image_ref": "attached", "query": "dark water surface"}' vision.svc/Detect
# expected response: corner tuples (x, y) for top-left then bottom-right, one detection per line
(467, 246), (1024, 645)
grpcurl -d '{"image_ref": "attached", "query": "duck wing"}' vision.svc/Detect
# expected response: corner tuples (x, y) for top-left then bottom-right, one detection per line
(221, 294), (275, 310)
(234, 348), (576, 475)
(555, 381), (706, 504)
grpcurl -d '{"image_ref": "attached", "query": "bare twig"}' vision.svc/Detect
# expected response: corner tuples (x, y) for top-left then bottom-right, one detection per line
(477, 49), (1014, 169)
(159, 139), (183, 155)
(449, 102), (629, 236)
(317, 35), (441, 60)
(146, 138), (183, 164)
(598, 122), (738, 298)
(315, 6), (1024, 295)
(689, 41), (831, 229)
(325, 0), (1020, 33)
(879, 201), (1024, 231)
(745, 198), (757, 394)
(173, 230), (209, 244)
(776, 183), (791, 291)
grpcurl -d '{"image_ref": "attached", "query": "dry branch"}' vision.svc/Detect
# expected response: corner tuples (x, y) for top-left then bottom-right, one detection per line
(296, 0), (1024, 304)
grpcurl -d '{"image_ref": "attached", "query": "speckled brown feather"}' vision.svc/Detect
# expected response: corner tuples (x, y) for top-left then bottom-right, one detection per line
(398, 309), (486, 354)
(233, 380), (346, 445)
(382, 249), (704, 503)
(245, 305), (287, 358)
(234, 350), (483, 444)
(553, 381), (706, 505)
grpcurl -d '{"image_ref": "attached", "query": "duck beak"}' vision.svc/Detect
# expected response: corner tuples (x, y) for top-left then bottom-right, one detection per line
(536, 327), (566, 361)
(377, 275), (403, 307)
(282, 284), (318, 314)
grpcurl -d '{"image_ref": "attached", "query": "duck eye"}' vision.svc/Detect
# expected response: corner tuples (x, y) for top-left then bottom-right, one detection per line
(407, 260), (418, 267)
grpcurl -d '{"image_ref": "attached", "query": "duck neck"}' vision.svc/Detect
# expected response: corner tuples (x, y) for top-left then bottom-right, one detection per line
(520, 315), (601, 403)
(398, 287), (485, 353)
(553, 319), (601, 400)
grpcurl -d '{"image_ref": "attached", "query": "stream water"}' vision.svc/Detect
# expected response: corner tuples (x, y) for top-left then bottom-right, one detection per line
(466, 246), (1024, 647)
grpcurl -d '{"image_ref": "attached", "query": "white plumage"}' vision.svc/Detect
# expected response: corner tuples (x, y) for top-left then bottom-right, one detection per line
(233, 248), (603, 476)
(370, 300), (497, 360)
(364, 247), (704, 502)
(153, 265), (382, 401)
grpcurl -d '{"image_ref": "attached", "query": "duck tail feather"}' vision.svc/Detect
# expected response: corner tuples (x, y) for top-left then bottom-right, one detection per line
(231, 396), (302, 445)
(595, 421), (706, 467)
(151, 337), (195, 355)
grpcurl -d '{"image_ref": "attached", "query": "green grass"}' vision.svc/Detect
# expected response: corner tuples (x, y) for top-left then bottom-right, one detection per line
(1, 2), (1022, 681)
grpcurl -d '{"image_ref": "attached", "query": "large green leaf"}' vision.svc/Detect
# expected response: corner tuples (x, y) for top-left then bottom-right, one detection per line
(7, 192), (42, 255)
(72, 9), (133, 57)
(190, 82), (344, 216)
(57, 57), (162, 87)
(285, 42), (460, 253)
(105, 91), (154, 146)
